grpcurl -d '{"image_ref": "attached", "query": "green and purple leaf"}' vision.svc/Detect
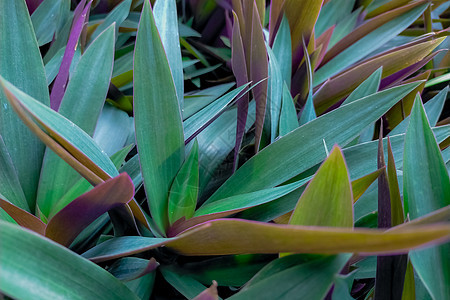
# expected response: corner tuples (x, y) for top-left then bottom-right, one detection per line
(403, 96), (450, 300)
(133, 0), (185, 233)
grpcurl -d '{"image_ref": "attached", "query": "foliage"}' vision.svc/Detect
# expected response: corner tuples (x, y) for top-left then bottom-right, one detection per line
(0, 0), (449, 299)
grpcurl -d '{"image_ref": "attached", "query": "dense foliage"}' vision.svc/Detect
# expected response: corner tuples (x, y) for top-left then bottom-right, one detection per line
(0, 0), (449, 299)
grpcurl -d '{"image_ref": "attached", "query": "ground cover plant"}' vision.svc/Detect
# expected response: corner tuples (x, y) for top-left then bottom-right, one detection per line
(0, 0), (449, 299)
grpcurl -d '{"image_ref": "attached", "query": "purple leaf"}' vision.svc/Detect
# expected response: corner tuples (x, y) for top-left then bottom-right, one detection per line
(0, 197), (46, 235)
(50, 0), (92, 111)
(45, 173), (134, 247)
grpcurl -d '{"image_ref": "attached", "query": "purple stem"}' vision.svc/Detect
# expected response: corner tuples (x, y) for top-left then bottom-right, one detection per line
(50, 1), (92, 111)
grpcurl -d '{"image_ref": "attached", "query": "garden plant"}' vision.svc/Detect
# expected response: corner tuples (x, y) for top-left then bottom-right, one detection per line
(0, 0), (449, 299)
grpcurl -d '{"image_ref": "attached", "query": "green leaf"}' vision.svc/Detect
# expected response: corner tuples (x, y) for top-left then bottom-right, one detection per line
(31, 0), (69, 46)
(160, 267), (212, 300)
(168, 140), (199, 224)
(389, 86), (448, 136)
(0, 137), (28, 211)
(0, 221), (139, 300)
(90, 0), (131, 43)
(36, 24), (116, 219)
(0, 75), (122, 193)
(403, 97), (450, 300)
(424, 72), (450, 88)
(0, 0), (50, 210)
(154, 0), (184, 109)
(315, 0), (355, 37)
(298, 38), (316, 126)
(289, 146), (353, 227)
(266, 44), (283, 142)
(229, 255), (351, 300)
(206, 82), (421, 204)
(342, 67), (382, 105)
(278, 82), (299, 137)
(134, 0), (185, 233)
(272, 15), (292, 88)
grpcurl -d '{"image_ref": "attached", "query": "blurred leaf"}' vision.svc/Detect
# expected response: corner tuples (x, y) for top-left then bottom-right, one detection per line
(328, 7), (362, 50)
(90, 0), (131, 42)
(193, 281), (219, 300)
(31, 0), (69, 46)
(403, 97), (450, 300)
(278, 82), (299, 137)
(290, 146), (353, 227)
(168, 140), (199, 225)
(0, 221), (139, 300)
(37, 24), (116, 219)
(45, 173), (134, 247)
(134, 0), (185, 233)
(425, 72), (450, 87)
(50, 1), (92, 110)
(206, 82), (421, 204)
(315, 1), (428, 85)
(0, 0), (50, 210)
(230, 254), (350, 300)
(154, 0), (184, 110)
(314, 36), (444, 114)
(272, 15), (292, 88)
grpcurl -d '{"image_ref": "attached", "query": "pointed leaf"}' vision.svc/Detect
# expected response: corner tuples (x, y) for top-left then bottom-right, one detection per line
(168, 140), (199, 224)
(403, 97), (450, 300)
(0, 221), (139, 300)
(206, 82), (421, 204)
(343, 67), (382, 105)
(272, 15), (292, 88)
(298, 38), (316, 126)
(0, 0), (50, 209)
(289, 146), (353, 227)
(352, 168), (385, 203)
(90, 0), (131, 42)
(154, 0), (184, 109)
(134, 0), (185, 233)
(278, 82), (298, 136)
(266, 44), (283, 142)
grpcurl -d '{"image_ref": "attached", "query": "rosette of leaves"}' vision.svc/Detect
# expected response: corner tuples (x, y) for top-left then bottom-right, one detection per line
(0, 0), (449, 299)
